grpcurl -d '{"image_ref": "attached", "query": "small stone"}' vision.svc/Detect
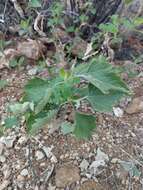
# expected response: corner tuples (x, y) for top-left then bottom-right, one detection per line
(28, 67), (38, 76)
(96, 148), (109, 162)
(113, 107), (124, 117)
(111, 158), (120, 164)
(55, 164), (80, 188)
(25, 148), (30, 157)
(35, 150), (44, 160)
(0, 135), (16, 148)
(20, 169), (29, 177)
(42, 146), (53, 158)
(89, 160), (105, 176)
(85, 173), (92, 179)
(89, 148), (109, 176)
(79, 180), (103, 190)
(17, 175), (24, 181)
(50, 155), (58, 163)
(17, 136), (27, 145)
(126, 96), (143, 114)
(80, 159), (89, 172)
(48, 183), (56, 190)
(0, 155), (6, 163)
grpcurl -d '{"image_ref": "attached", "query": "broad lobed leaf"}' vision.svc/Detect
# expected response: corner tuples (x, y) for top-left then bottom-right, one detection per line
(74, 112), (96, 139)
(87, 84), (124, 112)
(27, 109), (57, 135)
(23, 78), (50, 103)
(75, 56), (130, 94)
(4, 116), (19, 128)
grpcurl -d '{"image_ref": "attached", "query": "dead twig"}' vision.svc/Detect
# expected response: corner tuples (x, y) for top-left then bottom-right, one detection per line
(102, 33), (115, 62)
(43, 164), (55, 182)
(3, 0), (8, 22)
(119, 147), (143, 168)
(10, 0), (25, 18)
(27, 139), (37, 181)
(34, 13), (46, 37)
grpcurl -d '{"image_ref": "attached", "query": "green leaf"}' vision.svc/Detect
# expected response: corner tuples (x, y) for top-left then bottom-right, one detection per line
(88, 84), (124, 112)
(4, 117), (19, 128)
(133, 17), (143, 26)
(35, 88), (52, 114)
(9, 58), (18, 67)
(28, 0), (41, 8)
(8, 102), (32, 115)
(9, 57), (25, 68)
(20, 19), (30, 30)
(60, 68), (70, 80)
(124, 0), (133, 4)
(122, 19), (134, 30)
(23, 78), (49, 104)
(75, 56), (130, 94)
(99, 23), (118, 34)
(61, 122), (74, 135)
(74, 112), (96, 139)
(27, 110), (57, 135)
(0, 80), (8, 90)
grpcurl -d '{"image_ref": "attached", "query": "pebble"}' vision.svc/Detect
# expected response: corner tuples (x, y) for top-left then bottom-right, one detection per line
(35, 150), (45, 160)
(89, 148), (109, 176)
(55, 164), (80, 188)
(0, 135), (16, 148)
(17, 175), (24, 181)
(28, 67), (38, 76)
(113, 107), (124, 117)
(42, 146), (53, 158)
(48, 184), (56, 190)
(17, 136), (27, 145)
(50, 155), (58, 163)
(80, 159), (89, 172)
(0, 155), (6, 163)
(111, 158), (120, 164)
(20, 169), (29, 177)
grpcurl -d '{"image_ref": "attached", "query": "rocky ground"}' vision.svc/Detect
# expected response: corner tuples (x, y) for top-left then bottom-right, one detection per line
(1, 0), (143, 190)
(0, 61), (143, 190)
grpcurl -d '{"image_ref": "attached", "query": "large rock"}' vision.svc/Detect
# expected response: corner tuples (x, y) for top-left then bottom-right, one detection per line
(55, 164), (80, 188)
(126, 96), (143, 114)
(78, 180), (103, 190)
